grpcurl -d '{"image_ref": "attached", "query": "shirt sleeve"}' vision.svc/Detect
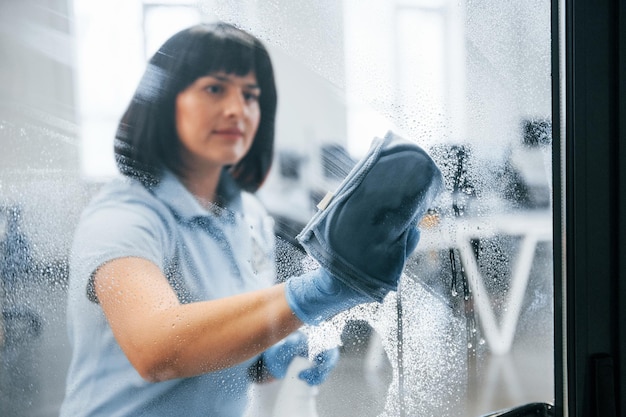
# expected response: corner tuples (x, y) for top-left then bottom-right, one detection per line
(70, 196), (174, 302)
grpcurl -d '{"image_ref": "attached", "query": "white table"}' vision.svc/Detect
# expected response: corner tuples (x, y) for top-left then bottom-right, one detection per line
(418, 211), (553, 355)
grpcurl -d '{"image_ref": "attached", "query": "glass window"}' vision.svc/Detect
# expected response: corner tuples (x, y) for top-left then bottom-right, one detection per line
(0, 0), (554, 416)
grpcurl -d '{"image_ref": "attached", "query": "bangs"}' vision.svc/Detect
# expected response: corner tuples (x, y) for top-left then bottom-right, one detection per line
(151, 23), (271, 93)
(205, 37), (257, 76)
(188, 24), (260, 79)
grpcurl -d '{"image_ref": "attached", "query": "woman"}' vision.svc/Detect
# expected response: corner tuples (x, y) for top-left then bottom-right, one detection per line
(60, 23), (420, 417)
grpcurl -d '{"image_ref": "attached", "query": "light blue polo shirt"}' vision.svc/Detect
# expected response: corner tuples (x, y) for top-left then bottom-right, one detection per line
(60, 170), (276, 417)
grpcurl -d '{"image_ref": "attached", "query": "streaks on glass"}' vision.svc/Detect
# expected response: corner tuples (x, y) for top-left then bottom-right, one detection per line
(301, 264), (469, 416)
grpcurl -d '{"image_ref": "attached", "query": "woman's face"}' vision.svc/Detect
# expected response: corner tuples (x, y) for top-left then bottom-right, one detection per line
(175, 71), (261, 173)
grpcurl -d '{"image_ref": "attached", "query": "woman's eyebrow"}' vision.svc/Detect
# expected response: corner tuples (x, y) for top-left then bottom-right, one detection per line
(210, 74), (260, 89)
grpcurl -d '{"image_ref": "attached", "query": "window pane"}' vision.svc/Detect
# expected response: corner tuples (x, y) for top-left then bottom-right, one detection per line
(0, 0), (553, 416)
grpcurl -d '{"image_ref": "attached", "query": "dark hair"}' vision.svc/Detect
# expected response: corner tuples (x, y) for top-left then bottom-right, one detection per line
(114, 22), (277, 192)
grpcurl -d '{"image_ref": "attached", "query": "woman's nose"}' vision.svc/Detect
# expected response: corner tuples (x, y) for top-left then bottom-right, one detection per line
(223, 90), (246, 118)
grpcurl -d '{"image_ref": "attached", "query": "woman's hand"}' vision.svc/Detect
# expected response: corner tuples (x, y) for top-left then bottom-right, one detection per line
(262, 331), (339, 386)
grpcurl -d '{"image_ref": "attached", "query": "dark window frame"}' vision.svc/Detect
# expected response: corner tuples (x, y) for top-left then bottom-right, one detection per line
(554, 0), (626, 415)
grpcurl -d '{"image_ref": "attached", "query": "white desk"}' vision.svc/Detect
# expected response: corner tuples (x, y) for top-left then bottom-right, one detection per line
(418, 211), (553, 355)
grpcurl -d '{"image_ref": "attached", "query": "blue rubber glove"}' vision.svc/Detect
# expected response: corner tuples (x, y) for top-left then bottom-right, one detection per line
(262, 332), (339, 385)
(285, 269), (371, 326)
(285, 227), (421, 325)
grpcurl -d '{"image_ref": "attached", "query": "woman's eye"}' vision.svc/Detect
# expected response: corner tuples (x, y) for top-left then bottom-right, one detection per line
(205, 84), (223, 94)
(243, 91), (260, 102)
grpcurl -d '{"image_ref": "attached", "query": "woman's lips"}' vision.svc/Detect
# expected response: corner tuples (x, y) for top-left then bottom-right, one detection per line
(213, 129), (243, 139)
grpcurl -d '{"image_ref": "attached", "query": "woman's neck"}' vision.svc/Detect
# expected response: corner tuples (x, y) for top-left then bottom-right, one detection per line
(178, 167), (222, 208)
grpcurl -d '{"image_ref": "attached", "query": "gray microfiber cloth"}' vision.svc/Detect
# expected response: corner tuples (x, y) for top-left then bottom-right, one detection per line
(297, 131), (444, 302)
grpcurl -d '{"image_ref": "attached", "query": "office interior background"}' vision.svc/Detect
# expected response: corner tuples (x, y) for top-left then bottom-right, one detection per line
(0, 0), (623, 416)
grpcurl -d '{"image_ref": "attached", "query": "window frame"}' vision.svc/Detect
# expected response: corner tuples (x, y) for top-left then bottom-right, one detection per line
(555, 0), (626, 415)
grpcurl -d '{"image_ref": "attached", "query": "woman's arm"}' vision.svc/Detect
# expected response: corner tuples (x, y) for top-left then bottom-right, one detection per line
(94, 256), (303, 382)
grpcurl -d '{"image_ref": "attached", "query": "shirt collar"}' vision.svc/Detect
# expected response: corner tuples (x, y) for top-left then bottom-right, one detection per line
(152, 169), (242, 223)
